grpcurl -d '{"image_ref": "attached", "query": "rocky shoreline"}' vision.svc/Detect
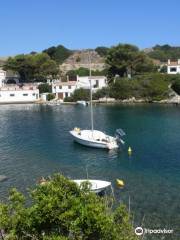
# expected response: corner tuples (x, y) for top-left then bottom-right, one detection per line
(93, 96), (180, 105)
(38, 92), (180, 106)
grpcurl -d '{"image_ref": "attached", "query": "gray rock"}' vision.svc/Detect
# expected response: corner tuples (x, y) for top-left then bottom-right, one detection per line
(0, 175), (8, 182)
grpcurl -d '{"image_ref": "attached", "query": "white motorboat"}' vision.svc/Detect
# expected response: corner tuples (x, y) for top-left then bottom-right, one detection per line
(73, 179), (111, 193)
(70, 52), (125, 150)
(77, 100), (88, 106)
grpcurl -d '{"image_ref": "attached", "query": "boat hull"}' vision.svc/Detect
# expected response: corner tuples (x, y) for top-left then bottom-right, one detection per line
(71, 133), (108, 149)
(73, 179), (111, 193)
(70, 128), (119, 150)
(70, 129), (119, 149)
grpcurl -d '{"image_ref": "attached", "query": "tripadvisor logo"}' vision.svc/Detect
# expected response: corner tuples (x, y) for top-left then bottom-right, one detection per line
(135, 226), (174, 236)
(135, 227), (143, 236)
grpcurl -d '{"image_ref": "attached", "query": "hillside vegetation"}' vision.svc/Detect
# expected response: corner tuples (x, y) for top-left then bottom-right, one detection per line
(43, 45), (72, 64)
(147, 44), (180, 62)
(3, 43), (180, 101)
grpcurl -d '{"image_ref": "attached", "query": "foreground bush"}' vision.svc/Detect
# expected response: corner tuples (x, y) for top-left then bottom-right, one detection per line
(171, 77), (180, 95)
(0, 174), (137, 240)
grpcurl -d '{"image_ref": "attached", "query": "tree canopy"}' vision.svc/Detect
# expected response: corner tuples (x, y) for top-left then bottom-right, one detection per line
(3, 53), (59, 82)
(93, 73), (170, 101)
(38, 83), (52, 93)
(106, 44), (156, 80)
(148, 44), (180, 62)
(0, 174), (137, 240)
(95, 47), (109, 57)
(43, 45), (72, 64)
(66, 67), (107, 78)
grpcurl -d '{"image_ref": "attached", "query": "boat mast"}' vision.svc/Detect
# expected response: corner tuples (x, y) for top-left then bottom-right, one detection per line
(89, 51), (94, 132)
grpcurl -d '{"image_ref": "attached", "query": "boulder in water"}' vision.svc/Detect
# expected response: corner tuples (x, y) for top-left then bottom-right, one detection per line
(0, 175), (8, 182)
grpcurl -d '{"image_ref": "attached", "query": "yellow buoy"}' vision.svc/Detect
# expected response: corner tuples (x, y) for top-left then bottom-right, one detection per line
(128, 146), (132, 155)
(116, 179), (125, 188)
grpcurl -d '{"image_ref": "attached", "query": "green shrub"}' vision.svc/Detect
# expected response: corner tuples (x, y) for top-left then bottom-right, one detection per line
(93, 87), (109, 100)
(72, 88), (90, 101)
(107, 73), (169, 101)
(47, 93), (55, 101)
(109, 78), (134, 100)
(171, 80), (180, 95)
(63, 96), (74, 102)
(38, 83), (52, 93)
(0, 174), (137, 240)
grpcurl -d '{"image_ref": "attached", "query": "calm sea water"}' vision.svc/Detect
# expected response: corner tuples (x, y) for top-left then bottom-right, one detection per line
(0, 104), (180, 239)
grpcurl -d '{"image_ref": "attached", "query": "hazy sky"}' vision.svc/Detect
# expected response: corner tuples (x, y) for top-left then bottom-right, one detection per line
(0, 0), (180, 56)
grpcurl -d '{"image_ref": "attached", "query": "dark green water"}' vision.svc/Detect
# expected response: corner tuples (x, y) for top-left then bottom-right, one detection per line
(0, 104), (180, 239)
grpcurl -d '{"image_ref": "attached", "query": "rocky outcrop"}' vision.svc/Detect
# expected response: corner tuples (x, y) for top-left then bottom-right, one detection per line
(60, 50), (106, 73)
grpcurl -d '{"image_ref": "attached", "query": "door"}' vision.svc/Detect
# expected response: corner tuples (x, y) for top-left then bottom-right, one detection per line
(58, 93), (63, 99)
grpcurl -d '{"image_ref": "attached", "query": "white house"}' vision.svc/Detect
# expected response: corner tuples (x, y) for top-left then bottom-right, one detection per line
(0, 69), (39, 103)
(0, 84), (39, 103)
(52, 81), (77, 100)
(0, 69), (6, 87)
(52, 76), (107, 100)
(167, 59), (180, 74)
(76, 75), (107, 91)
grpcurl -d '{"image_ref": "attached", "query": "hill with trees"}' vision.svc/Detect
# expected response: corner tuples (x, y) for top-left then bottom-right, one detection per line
(2, 42), (180, 102)
(43, 45), (73, 64)
(106, 44), (156, 80)
(147, 44), (180, 62)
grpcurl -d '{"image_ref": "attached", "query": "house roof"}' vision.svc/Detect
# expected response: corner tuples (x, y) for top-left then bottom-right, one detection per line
(167, 59), (180, 66)
(168, 61), (180, 66)
(54, 81), (77, 86)
(77, 76), (106, 79)
(0, 84), (38, 91)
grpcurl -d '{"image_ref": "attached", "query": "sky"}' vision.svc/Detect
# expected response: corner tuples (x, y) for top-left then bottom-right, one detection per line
(0, 0), (180, 56)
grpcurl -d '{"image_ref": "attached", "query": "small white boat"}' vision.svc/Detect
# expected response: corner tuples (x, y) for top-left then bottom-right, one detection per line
(70, 128), (119, 149)
(70, 52), (125, 150)
(73, 179), (111, 193)
(76, 100), (88, 106)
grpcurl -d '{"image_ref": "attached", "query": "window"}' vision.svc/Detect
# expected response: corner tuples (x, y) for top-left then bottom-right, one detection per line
(170, 67), (177, 72)
(94, 80), (99, 88)
(65, 92), (68, 98)
(23, 94), (28, 96)
(59, 86), (62, 89)
(10, 94), (15, 97)
(68, 85), (71, 89)
(32, 93), (35, 96)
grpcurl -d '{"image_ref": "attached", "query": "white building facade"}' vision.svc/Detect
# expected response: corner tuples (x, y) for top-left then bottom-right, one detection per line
(0, 69), (39, 103)
(167, 59), (180, 74)
(76, 76), (107, 91)
(0, 69), (6, 86)
(0, 84), (39, 103)
(52, 76), (107, 100)
(52, 81), (77, 99)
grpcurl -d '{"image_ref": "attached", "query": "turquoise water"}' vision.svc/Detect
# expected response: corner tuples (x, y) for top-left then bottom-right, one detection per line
(0, 104), (180, 239)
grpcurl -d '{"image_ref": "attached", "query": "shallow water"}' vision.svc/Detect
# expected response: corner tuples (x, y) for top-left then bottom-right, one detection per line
(0, 104), (179, 239)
